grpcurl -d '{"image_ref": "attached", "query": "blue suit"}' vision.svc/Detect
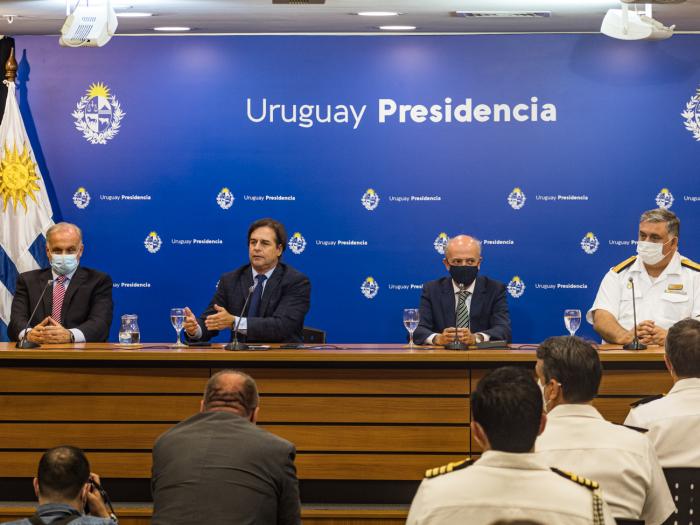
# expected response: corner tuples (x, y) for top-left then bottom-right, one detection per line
(413, 275), (512, 345)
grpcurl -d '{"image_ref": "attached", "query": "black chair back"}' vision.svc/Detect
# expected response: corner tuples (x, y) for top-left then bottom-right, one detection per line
(302, 326), (326, 344)
(663, 467), (700, 525)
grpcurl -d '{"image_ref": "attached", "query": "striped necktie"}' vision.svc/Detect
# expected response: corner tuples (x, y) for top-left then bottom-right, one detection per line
(456, 290), (471, 329)
(52, 275), (67, 323)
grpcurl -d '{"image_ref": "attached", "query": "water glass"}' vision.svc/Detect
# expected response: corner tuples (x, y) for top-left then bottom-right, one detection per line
(564, 309), (582, 336)
(170, 308), (186, 348)
(403, 308), (420, 348)
(119, 314), (140, 344)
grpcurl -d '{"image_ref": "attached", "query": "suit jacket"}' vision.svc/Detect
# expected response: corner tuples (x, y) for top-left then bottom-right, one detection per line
(151, 410), (301, 525)
(413, 275), (512, 344)
(195, 262), (311, 343)
(8, 266), (113, 342)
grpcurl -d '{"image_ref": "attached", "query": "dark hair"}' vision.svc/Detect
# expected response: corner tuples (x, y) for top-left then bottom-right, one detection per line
(536, 336), (601, 403)
(471, 367), (542, 453)
(37, 446), (90, 501)
(247, 218), (287, 253)
(666, 318), (700, 377)
(203, 370), (259, 416)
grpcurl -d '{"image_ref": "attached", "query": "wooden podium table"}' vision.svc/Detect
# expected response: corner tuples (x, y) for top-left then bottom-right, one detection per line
(0, 343), (670, 518)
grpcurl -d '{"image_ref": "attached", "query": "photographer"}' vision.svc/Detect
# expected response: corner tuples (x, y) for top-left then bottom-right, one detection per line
(3, 446), (117, 524)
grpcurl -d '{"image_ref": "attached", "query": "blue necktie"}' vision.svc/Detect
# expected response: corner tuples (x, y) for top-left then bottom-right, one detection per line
(247, 274), (267, 318)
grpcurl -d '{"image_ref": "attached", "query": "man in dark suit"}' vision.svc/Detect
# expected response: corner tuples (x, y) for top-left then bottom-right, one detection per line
(184, 217), (310, 343)
(8, 222), (113, 343)
(414, 235), (511, 345)
(151, 369), (301, 525)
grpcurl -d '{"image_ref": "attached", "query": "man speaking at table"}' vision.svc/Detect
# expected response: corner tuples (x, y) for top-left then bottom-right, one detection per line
(413, 234), (511, 346)
(8, 222), (113, 344)
(184, 218), (311, 343)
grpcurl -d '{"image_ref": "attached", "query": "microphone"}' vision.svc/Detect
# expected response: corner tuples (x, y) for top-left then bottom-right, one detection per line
(444, 283), (469, 351)
(623, 277), (647, 350)
(16, 279), (54, 349)
(225, 284), (255, 351)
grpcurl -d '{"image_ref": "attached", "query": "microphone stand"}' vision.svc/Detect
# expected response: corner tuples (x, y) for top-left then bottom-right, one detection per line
(623, 277), (647, 350)
(444, 283), (469, 351)
(16, 279), (54, 349)
(225, 285), (255, 351)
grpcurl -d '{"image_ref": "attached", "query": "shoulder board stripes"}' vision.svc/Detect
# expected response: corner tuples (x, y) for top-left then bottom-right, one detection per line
(425, 458), (473, 479)
(550, 467), (599, 490)
(630, 393), (664, 408)
(612, 256), (637, 274)
(682, 258), (700, 272)
(614, 423), (649, 433)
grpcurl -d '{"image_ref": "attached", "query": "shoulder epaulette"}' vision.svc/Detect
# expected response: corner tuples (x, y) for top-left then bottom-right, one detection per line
(681, 258), (700, 272)
(614, 423), (649, 433)
(630, 393), (664, 408)
(612, 256), (637, 274)
(425, 457), (473, 478)
(550, 467), (599, 490)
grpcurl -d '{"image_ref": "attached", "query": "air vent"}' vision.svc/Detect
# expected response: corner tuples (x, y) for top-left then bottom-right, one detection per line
(273, 0), (325, 4)
(452, 11), (551, 18)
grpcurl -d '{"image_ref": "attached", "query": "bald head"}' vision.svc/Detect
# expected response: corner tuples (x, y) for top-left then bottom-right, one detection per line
(444, 235), (482, 269)
(202, 370), (259, 418)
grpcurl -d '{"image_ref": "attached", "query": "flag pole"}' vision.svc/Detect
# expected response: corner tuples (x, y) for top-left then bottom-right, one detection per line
(4, 45), (16, 83)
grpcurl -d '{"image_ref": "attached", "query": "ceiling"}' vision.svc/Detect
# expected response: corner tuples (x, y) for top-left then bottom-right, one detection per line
(0, 0), (698, 36)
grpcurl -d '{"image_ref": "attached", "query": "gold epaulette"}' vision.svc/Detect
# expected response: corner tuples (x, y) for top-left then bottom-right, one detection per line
(425, 458), (472, 479)
(630, 393), (664, 408)
(612, 256), (637, 274)
(681, 258), (700, 272)
(550, 467), (600, 490)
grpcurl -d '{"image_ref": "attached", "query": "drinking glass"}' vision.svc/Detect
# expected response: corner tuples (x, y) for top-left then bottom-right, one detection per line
(564, 309), (582, 336)
(118, 314), (140, 344)
(170, 308), (186, 348)
(403, 308), (420, 348)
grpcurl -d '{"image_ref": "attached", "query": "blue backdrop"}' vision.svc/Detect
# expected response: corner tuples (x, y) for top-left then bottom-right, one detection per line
(5, 34), (700, 343)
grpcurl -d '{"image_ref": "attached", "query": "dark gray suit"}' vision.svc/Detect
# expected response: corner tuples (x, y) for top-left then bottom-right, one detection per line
(151, 411), (301, 525)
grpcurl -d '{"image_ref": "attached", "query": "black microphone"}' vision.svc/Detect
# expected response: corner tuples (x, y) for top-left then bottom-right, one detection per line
(623, 277), (647, 350)
(225, 284), (256, 351)
(444, 282), (469, 351)
(16, 279), (54, 349)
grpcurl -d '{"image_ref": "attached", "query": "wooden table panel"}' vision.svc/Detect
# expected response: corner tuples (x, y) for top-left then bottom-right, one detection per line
(598, 369), (671, 395)
(0, 451), (152, 478)
(0, 423), (172, 449)
(592, 397), (638, 424)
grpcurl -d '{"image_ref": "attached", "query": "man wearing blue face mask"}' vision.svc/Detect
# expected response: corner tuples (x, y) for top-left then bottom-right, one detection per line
(8, 222), (113, 344)
(414, 235), (511, 346)
(587, 208), (700, 346)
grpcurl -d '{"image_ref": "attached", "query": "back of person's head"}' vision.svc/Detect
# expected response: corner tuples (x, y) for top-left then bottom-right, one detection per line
(536, 336), (601, 403)
(666, 318), (700, 378)
(471, 367), (542, 453)
(37, 446), (90, 501)
(203, 370), (259, 417)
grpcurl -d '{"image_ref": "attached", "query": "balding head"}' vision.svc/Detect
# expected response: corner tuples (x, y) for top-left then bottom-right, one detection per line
(202, 370), (260, 421)
(443, 235), (482, 270)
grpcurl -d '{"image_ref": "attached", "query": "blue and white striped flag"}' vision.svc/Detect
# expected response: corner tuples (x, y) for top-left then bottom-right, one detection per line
(0, 75), (54, 341)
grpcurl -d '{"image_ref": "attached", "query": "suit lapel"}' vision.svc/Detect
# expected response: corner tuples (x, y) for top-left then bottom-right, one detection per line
(61, 267), (86, 322)
(40, 269), (54, 320)
(439, 278), (457, 327)
(240, 267), (254, 314)
(470, 276), (486, 320)
(259, 265), (283, 316)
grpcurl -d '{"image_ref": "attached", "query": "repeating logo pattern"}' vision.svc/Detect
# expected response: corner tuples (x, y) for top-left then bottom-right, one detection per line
(655, 188), (674, 209)
(361, 188), (380, 211)
(72, 82), (125, 145)
(682, 87), (700, 141)
(144, 231), (162, 254)
(361, 276), (379, 299)
(507, 187), (526, 210)
(580, 232), (599, 255)
(216, 187), (235, 210)
(507, 276), (526, 298)
(288, 232), (307, 255)
(72, 187), (91, 209)
(433, 232), (449, 255)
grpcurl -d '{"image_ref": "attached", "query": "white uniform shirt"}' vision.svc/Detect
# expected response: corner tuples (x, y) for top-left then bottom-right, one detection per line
(625, 377), (700, 468)
(406, 450), (616, 525)
(535, 404), (675, 525)
(586, 252), (700, 338)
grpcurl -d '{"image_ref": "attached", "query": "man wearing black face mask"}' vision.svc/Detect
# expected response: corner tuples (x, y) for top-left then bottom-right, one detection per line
(414, 235), (511, 346)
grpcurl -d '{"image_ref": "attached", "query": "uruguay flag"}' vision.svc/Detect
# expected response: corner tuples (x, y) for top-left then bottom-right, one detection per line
(0, 47), (53, 341)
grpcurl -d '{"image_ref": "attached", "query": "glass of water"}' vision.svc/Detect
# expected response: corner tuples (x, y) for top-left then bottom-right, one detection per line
(118, 314), (140, 345)
(564, 309), (582, 337)
(170, 308), (186, 348)
(403, 308), (420, 348)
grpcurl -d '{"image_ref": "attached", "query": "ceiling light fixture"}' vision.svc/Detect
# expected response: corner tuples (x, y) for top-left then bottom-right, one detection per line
(116, 12), (153, 18)
(153, 26), (191, 31)
(357, 12), (400, 17)
(379, 25), (416, 31)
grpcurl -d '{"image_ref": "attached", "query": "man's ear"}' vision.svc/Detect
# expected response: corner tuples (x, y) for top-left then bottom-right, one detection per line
(33, 478), (40, 499)
(472, 421), (490, 452)
(250, 406), (260, 424)
(664, 353), (678, 381)
(538, 412), (547, 437)
(200, 400), (205, 413)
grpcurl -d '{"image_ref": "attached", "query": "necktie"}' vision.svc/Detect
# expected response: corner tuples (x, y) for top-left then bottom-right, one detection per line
(52, 275), (67, 323)
(456, 290), (471, 329)
(247, 274), (267, 318)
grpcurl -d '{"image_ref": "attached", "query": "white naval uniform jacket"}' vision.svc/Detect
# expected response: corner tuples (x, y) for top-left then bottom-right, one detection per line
(535, 404), (675, 525)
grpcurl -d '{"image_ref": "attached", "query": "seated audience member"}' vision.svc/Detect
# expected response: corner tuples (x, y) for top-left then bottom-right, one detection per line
(2, 446), (116, 524)
(625, 318), (700, 467)
(406, 367), (615, 525)
(151, 370), (300, 525)
(534, 336), (674, 525)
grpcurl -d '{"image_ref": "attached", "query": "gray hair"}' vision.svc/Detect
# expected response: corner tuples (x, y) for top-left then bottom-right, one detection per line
(640, 208), (680, 237)
(46, 222), (83, 244)
(203, 370), (259, 416)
